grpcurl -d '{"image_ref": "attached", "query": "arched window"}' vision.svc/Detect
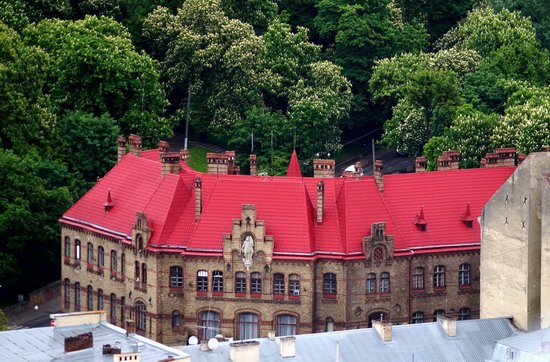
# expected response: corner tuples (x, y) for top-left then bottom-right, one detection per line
(64, 279), (70, 307)
(197, 270), (208, 291)
(433, 309), (445, 321)
(199, 311), (220, 340)
(412, 267), (424, 290)
(273, 273), (284, 295)
(135, 301), (146, 333)
(141, 263), (147, 290)
(412, 311), (424, 324)
(98, 246), (105, 268)
(212, 271), (223, 292)
(235, 272), (246, 293)
(74, 282), (81, 310)
(121, 297), (126, 325)
(433, 266), (446, 288)
(87, 242), (94, 264)
(239, 313), (259, 340)
(172, 310), (181, 331)
(277, 314), (297, 336)
(110, 293), (116, 322)
(97, 289), (104, 310)
(111, 250), (117, 273)
(121, 253), (126, 277)
(380, 272), (390, 293)
(87, 285), (93, 310)
(289, 274), (300, 295)
(250, 272), (261, 294)
(170, 266), (183, 288)
(323, 273), (337, 295)
(366, 273), (376, 294)
(372, 247), (384, 266)
(458, 263), (470, 287)
(134, 261), (140, 287)
(459, 307), (470, 321)
(136, 234), (144, 251)
(74, 239), (81, 262)
(64, 237), (71, 257)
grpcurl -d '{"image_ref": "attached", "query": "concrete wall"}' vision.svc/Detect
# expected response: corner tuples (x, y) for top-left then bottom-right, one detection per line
(541, 177), (550, 329)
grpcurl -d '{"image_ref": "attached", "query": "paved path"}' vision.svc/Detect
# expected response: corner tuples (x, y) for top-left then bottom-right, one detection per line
(5, 295), (61, 329)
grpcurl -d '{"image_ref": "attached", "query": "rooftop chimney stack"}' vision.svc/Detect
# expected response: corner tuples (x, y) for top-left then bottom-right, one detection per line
(543, 145), (550, 152)
(128, 134), (142, 157)
(117, 136), (127, 162)
(437, 150), (461, 171)
(161, 152), (181, 177)
(226, 151), (239, 175)
(180, 149), (189, 164)
(230, 341), (260, 362)
(249, 154), (257, 176)
(415, 157), (427, 172)
(517, 153), (527, 165)
(481, 147), (517, 167)
(317, 180), (324, 223)
(126, 320), (135, 335)
(374, 160), (383, 192)
(158, 140), (169, 156)
(195, 178), (202, 220)
(437, 315), (457, 337)
(313, 159), (335, 178)
(372, 320), (392, 342)
(279, 336), (296, 358)
(207, 152), (229, 174)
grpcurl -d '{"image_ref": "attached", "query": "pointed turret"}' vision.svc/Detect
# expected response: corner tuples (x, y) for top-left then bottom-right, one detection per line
(286, 150), (302, 177)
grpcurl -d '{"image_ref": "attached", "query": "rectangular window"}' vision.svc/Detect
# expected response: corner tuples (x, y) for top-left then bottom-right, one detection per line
(197, 270), (208, 291)
(380, 272), (390, 293)
(235, 272), (246, 293)
(289, 274), (300, 295)
(458, 263), (470, 286)
(212, 271), (223, 292)
(170, 266), (183, 288)
(111, 250), (117, 273)
(250, 272), (261, 294)
(98, 247), (104, 268)
(273, 273), (284, 295)
(98, 289), (104, 310)
(87, 286), (93, 310)
(413, 267), (424, 290)
(433, 266), (446, 288)
(366, 274), (376, 294)
(323, 273), (337, 295)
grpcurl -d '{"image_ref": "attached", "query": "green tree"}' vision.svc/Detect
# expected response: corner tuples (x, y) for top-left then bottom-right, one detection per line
(0, 309), (8, 331)
(24, 16), (171, 146)
(221, 0), (279, 34)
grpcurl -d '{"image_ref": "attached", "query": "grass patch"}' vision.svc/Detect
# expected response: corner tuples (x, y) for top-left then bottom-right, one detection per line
(188, 145), (210, 172)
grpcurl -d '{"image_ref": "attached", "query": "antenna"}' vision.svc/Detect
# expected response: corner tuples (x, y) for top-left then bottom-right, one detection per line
(188, 336), (198, 345)
(208, 338), (219, 350)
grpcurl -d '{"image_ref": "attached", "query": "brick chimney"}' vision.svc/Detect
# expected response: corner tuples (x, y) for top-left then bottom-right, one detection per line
(180, 149), (189, 164)
(207, 152), (229, 174)
(195, 178), (202, 220)
(517, 153), (527, 165)
(543, 145), (550, 152)
(437, 315), (457, 337)
(437, 150), (461, 171)
(249, 154), (257, 176)
(481, 148), (516, 167)
(161, 152), (181, 176)
(226, 151), (239, 175)
(158, 140), (169, 156)
(125, 320), (135, 335)
(313, 159), (335, 178)
(229, 341), (260, 362)
(279, 336), (296, 358)
(374, 160), (383, 192)
(128, 134), (142, 157)
(64, 332), (93, 353)
(372, 320), (392, 342)
(117, 136), (126, 162)
(317, 180), (324, 223)
(415, 156), (427, 172)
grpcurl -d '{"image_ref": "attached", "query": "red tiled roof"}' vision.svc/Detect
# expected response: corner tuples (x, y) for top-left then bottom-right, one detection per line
(286, 150), (302, 177)
(61, 152), (515, 259)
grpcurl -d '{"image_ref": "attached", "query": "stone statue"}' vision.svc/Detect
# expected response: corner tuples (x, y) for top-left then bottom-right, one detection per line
(242, 235), (254, 269)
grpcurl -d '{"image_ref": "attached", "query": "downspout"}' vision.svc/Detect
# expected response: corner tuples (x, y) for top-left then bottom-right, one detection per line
(312, 260), (318, 333)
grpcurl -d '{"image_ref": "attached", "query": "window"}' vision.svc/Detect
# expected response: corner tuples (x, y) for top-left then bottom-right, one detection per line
(170, 266), (183, 288)
(250, 272), (261, 294)
(277, 314), (297, 336)
(136, 234), (144, 251)
(212, 271), (223, 292)
(197, 270), (208, 291)
(273, 273), (284, 295)
(64, 279), (70, 306)
(239, 313), (259, 339)
(323, 273), (337, 295)
(110, 293), (117, 321)
(289, 274), (300, 295)
(97, 289), (104, 310)
(75, 239), (81, 261)
(87, 285), (93, 310)
(380, 272), (390, 293)
(459, 307), (470, 321)
(74, 282), (81, 310)
(134, 261), (140, 286)
(235, 272), (246, 293)
(458, 263), (471, 287)
(64, 237), (71, 257)
(111, 250), (117, 273)
(98, 246), (105, 268)
(172, 310), (181, 330)
(141, 263), (147, 289)
(433, 309), (445, 321)
(366, 273), (376, 294)
(433, 266), (446, 288)
(373, 247), (384, 266)
(121, 297), (126, 325)
(121, 253), (126, 277)
(135, 301), (146, 332)
(87, 242), (94, 264)
(412, 267), (424, 290)
(199, 311), (220, 340)
(412, 311), (424, 324)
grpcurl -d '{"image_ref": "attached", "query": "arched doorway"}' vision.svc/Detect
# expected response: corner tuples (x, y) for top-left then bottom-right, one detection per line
(368, 311), (388, 327)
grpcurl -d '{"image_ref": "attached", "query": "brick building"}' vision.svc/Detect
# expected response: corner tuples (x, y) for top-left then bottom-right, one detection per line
(60, 135), (517, 344)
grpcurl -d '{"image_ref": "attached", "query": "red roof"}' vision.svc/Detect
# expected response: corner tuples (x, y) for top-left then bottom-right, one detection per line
(61, 151), (515, 258)
(286, 150), (302, 177)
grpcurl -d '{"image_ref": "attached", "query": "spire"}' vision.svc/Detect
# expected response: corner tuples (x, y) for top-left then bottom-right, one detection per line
(286, 149), (302, 177)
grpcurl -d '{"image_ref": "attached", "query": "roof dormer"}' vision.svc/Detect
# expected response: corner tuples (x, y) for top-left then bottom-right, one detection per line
(461, 203), (474, 228)
(414, 206), (428, 231)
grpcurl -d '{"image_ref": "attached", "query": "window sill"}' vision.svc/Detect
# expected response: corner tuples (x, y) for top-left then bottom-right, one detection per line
(235, 292), (246, 298)
(323, 294), (337, 299)
(170, 287), (184, 293)
(212, 291), (223, 296)
(250, 293), (262, 298)
(273, 294), (285, 299)
(196, 291), (207, 296)
(433, 287), (446, 292)
(458, 284), (471, 289)
(380, 292), (391, 296)
(172, 326), (181, 332)
(366, 292), (376, 296)
(289, 295), (300, 300)
(412, 288), (425, 293)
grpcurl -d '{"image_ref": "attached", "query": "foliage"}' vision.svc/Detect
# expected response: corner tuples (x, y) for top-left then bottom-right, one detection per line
(0, 309), (8, 330)
(221, 0), (279, 34)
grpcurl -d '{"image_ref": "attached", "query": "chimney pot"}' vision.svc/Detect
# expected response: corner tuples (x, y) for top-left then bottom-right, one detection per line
(279, 336), (296, 358)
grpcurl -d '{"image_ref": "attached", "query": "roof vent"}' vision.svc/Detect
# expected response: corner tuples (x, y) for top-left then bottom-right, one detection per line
(414, 206), (428, 231)
(104, 189), (114, 213)
(461, 203), (474, 228)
